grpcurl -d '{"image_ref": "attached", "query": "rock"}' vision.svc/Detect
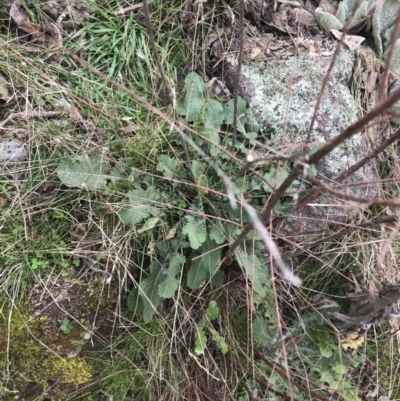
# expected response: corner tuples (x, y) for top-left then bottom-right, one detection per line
(225, 47), (377, 240)
(0, 138), (27, 162)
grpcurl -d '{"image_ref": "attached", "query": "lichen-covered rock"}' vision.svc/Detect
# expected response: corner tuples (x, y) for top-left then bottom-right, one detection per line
(0, 138), (27, 161)
(233, 48), (367, 181)
(226, 48), (376, 240)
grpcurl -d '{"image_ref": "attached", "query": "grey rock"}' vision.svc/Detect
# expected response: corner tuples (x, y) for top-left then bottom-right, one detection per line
(226, 48), (376, 239)
(0, 138), (27, 161)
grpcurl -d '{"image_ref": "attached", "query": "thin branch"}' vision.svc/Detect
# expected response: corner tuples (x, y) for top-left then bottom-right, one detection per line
(294, 123), (400, 211)
(115, 3), (144, 16)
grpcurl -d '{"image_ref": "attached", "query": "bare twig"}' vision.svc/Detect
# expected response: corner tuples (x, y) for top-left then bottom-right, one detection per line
(294, 124), (400, 210)
(0, 110), (60, 128)
(115, 2), (144, 16)
(335, 124), (399, 181)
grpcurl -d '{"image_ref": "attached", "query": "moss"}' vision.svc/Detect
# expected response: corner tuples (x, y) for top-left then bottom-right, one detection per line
(43, 355), (93, 384)
(0, 284), (116, 399)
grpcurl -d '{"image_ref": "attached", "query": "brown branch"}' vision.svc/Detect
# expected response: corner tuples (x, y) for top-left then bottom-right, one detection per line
(115, 3), (144, 16)
(330, 176), (400, 189)
(336, 124), (400, 182)
(294, 123), (400, 211)
(0, 110), (60, 128)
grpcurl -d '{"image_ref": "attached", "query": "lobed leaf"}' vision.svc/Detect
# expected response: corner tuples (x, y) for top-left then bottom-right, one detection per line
(176, 72), (206, 122)
(157, 253), (186, 298)
(182, 215), (207, 250)
(235, 248), (270, 298)
(119, 186), (160, 225)
(57, 155), (109, 189)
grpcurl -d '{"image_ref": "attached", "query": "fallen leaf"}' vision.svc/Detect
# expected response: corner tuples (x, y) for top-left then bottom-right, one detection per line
(0, 196), (7, 207)
(355, 46), (380, 94)
(207, 77), (231, 100)
(294, 8), (317, 27)
(278, 0), (301, 6)
(165, 228), (176, 240)
(330, 29), (365, 51)
(0, 74), (10, 102)
(10, 3), (46, 41)
(340, 331), (365, 353)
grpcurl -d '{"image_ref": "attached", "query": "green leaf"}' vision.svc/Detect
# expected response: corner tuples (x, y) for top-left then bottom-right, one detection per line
(203, 98), (224, 131)
(263, 164), (289, 190)
(109, 161), (126, 182)
(224, 97), (247, 124)
(273, 200), (293, 216)
(385, 38), (400, 76)
(207, 327), (229, 355)
(182, 215), (207, 250)
(252, 317), (275, 350)
(349, 1), (368, 32)
(315, 7), (344, 30)
(157, 275), (178, 299)
(202, 127), (220, 156)
(194, 327), (207, 355)
(235, 248), (270, 297)
(119, 186), (160, 225)
(208, 221), (226, 245)
(200, 237), (221, 275)
(137, 217), (160, 233)
(187, 237), (222, 290)
(176, 72), (206, 122)
(57, 155), (109, 189)
(158, 253), (186, 298)
(335, 1), (347, 23)
(319, 371), (337, 387)
(372, 10), (383, 55)
(308, 164), (317, 177)
(137, 262), (167, 323)
(187, 257), (209, 290)
(156, 154), (179, 179)
(197, 174), (209, 192)
(210, 270), (224, 288)
(333, 364), (347, 375)
(128, 288), (144, 314)
(206, 300), (219, 321)
(192, 160), (205, 177)
(319, 343), (333, 358)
